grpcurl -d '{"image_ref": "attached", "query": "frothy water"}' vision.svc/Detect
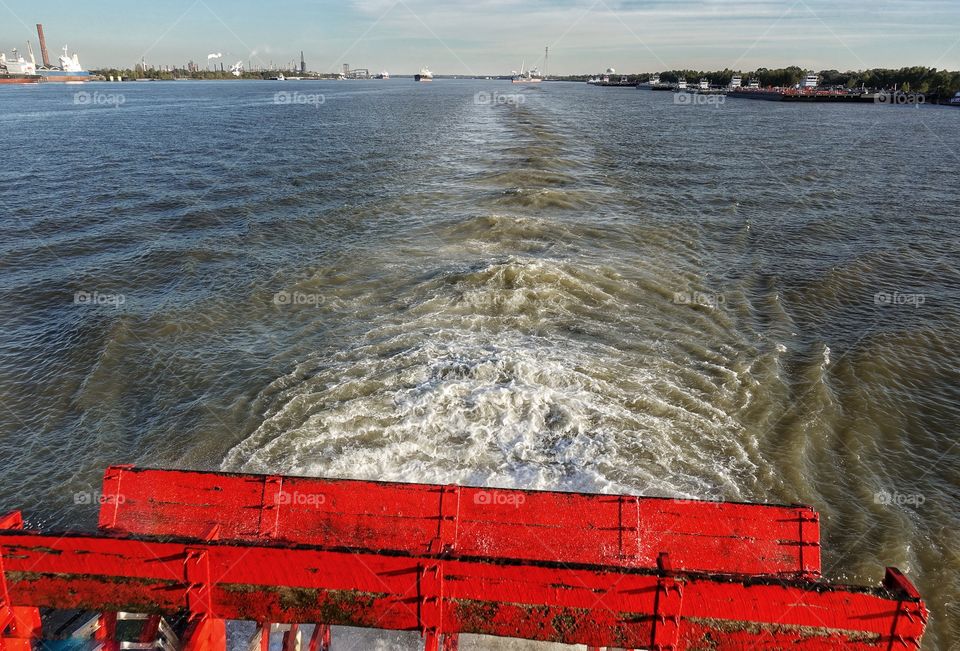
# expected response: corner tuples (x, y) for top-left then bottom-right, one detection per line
(1, 80), (958, 648)
(224, 253), (756, 502)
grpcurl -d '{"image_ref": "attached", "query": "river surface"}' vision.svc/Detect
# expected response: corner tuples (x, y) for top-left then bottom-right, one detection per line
(0, 80), (958, 649)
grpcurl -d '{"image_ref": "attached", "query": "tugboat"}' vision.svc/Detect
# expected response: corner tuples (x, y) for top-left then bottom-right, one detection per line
(728, 74), (743, 89)
(648, 73), (673, 91)
(637, 73), (659, 89)
(0, 47), (41, 84)
(414, 66), (433, 82)
(800, 71), (820, 89)
(511, 61), (542, 84)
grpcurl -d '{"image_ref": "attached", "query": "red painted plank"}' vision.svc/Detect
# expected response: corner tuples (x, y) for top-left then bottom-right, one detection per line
(97, 466), (820, 576)
(0, 530), (925, 649)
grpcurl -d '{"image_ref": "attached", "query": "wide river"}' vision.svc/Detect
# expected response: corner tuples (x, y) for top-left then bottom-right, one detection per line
(1, 80), (958, 648)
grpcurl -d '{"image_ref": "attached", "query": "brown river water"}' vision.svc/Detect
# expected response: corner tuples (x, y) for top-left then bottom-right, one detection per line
(0, 80), (958, 648)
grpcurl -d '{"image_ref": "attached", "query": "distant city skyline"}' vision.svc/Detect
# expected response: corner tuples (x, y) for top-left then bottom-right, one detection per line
(2, 0), (959, 73)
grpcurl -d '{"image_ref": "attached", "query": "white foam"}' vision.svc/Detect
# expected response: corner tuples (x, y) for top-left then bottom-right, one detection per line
(223, 258), (757, 502)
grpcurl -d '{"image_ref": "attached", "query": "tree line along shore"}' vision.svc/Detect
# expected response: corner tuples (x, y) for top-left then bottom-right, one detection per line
(564, 66), (960, 98)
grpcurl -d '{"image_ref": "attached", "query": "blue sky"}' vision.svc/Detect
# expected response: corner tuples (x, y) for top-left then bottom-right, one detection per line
(3, 0), (959, 73)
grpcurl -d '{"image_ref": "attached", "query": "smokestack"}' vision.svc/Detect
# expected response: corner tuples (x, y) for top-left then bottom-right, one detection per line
(36, 24), (51, 68)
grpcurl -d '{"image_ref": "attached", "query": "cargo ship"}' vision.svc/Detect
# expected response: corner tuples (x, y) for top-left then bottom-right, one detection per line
(0, 464), (929, 650)
(414, 67), (433, 82)
(36, 46), (90, 82)
(0, 48), (41, 84)
(34, 26), (90, 82)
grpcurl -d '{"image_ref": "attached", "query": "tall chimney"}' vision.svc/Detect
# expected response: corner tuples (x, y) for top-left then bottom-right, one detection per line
(36, 24), (51, 68)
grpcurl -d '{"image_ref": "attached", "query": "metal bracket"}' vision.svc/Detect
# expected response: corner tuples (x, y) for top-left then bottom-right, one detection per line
(0, 510), (41, 648)
(651, 553), (683, 651)
(430, 486), (460, 555)
(258, 475), (285, 539)
(619, 496), (640, 562)
(795, 508), (821, 578)
(184, 548), (214, 620)
(99, 465), (135, 530)
(883, 568), (926, 649)
(420, 562), (445, 650)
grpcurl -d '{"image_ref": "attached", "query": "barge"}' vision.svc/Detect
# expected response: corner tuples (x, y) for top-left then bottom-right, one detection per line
(727, 87), (880, 102)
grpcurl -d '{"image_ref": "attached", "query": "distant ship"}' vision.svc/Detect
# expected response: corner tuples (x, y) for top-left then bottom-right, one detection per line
(676, 78), (688, 91)
(376, 71), (390, 79)
(511, 61), (542, 84)
(0, 48), (41, 84)
(645, 73), (673, 91)
(37, 45), (90, 83)
(728, 75), (743, 89)
(414, 67), (433, 82)
(0, 73), (40, 84)
(949, 91), (960, 107)
(799, 71), (819, 89)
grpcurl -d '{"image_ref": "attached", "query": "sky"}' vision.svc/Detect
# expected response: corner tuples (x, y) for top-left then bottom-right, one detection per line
(2, 0), (959, 74)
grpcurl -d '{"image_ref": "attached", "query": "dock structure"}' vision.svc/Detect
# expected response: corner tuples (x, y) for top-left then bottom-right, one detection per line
(0, 465), (928, 650)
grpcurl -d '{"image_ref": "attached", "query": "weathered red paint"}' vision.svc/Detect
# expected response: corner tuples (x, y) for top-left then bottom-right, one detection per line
(0, 511), (41, 651)
(97, 466), (821, 577)
(0, 466), (929, 650)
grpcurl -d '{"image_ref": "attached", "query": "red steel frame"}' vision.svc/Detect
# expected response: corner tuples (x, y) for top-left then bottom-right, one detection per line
(98, 466), (822, 577)
(0, 465), (927, 651)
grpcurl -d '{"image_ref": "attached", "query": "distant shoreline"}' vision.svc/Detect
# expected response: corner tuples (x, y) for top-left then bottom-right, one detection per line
(89, 65), (959, 100)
